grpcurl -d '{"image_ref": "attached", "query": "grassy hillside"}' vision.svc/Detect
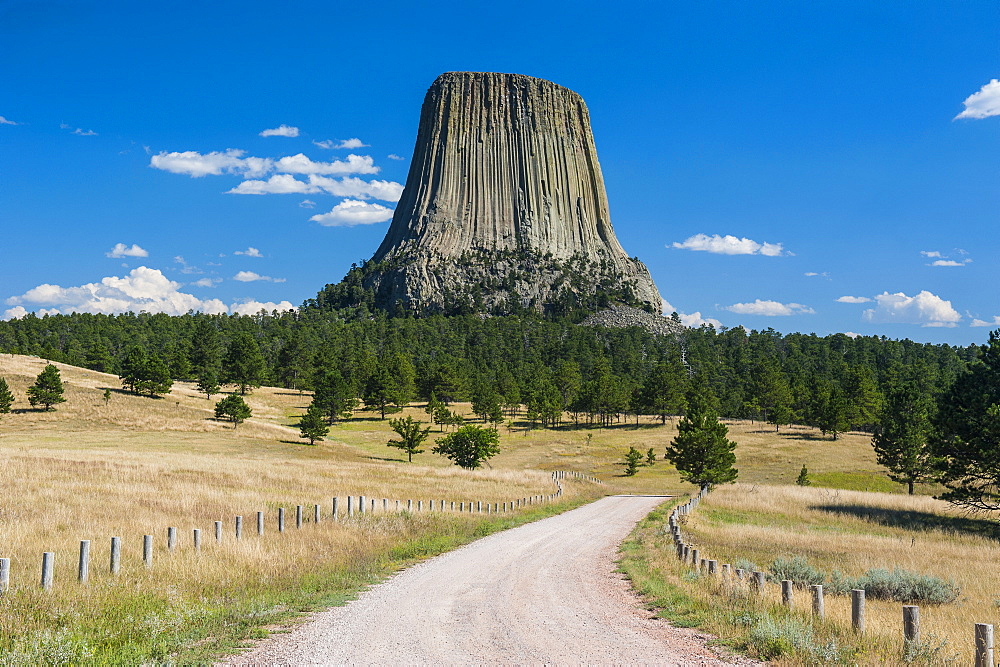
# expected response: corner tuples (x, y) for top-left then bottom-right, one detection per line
(0, 353), (955, 662)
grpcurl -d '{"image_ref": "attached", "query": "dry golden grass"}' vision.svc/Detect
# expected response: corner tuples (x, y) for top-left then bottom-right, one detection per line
(672, 483), (1000, 663)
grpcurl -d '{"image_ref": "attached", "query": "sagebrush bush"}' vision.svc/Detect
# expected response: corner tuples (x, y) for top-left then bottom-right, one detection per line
(769, 555), (826, 588)
(854, 568), (960, 604)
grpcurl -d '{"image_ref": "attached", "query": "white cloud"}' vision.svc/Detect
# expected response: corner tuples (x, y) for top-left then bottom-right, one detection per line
(274, 153), (378, 176)
(313, 138), (368, 149)
(842, 332), (861, 338)
(227, 174), (314, 195)
(310, 199), (394, 226)
(191, 278), (220, 288)
(5, 267), (297, 317)
(299, 199), (316, 208)
(929, 259), (972, 267)
(836, 295), (872, 304)
(920, 250), (943, 258)
(862, 291), (961, 327)
(230, 300), (295, 315)
(6, 267), (230, 316)
(661, 300), (722, 328)
(0, 116), (19, 125)
(671, 233), (787, 256)
(150, 149), (273, 178)
(306, 175), (404, 202)
(234, 247), (263, 257)
(724, 300), (815, 316)
(971, 316), (1000, 328)
(233, 270), (284, 283)
(260, 124), (299, 137)
(387, 153), (405, 160)
(73, 128), (97, 136)
(106, 243), (148, 258)
(3, 306), (28, 320)
(955, 79), (1000, 120)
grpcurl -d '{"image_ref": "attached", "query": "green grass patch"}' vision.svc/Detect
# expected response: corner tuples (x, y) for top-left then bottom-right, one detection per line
(809, 471), (901, 493)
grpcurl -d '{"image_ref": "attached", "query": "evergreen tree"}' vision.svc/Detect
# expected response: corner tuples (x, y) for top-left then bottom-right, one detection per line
(637, 356), (687, 424)
(197, 371), (221, 400)
(433, 425), (500, 469)
(297, 403), (329, 445)
(387, 415), (432, 462)
(621, 447), (643, 476)
(224, 332), (267, 395)
(28, 364), (66, 411)
(118, 346), (147, 394)
(189, 318), (223, 378)
(645, 447), (656, 466)
(932, 331), (1000, 510)
(136, 355), (173, 397)
(0, 377), (13, 415)
(312, 369), (358, 423)
(872, 379), (937, 494)
(214, 394), (251, 427)
(845, 365), (883, 432)
(664, 390), (738, 489)
(796, 465), (811, 486)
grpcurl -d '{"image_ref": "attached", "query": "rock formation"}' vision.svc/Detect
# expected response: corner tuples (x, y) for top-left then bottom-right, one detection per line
(359, 71), (664, 316)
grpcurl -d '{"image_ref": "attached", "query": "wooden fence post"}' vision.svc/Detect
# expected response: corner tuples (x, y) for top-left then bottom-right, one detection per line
(332, 497), (339, 520)
(852, 589), (866, 632)
(976, 623), (995, 667)
(903, 605), (919, 643)
(347, 496), (354, 518)
(314, 504), (321, 523)
(781, 580), (793, 608)
(193, 529), (201, 552)
(0, 558), (9, 593)
(78, 540), (90, 583)
(278, 508), (285, 533)
(359, 495), (366, 514)
(257, 511), (264, 535)
(110, 536), (121, 573)
(811, 584), (824, 619)
(408, 499), (413, 511)
(296, 505), (303, 529)
(418, 500), (423, 512)
(41, 552), (54, 590)
(753, 571), (766, 596)
(396, 500), (401, 512)
(708, 560), (718, 575)
(168, 526), (177, 551)
(215, 520), (223, 542)
(690, 548), (699, 568)
(384, 498), (389, 512)
(143, 535), (153, 568)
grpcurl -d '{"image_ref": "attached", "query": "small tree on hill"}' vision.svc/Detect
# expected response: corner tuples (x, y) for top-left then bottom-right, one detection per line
(387, 415), (432, 462)
(197, 370), (221, 400)
(224, 333), (267, 395)
(621, 447), (643, 476)
(433, 425), (500, 469)
(0, 377), (13, 416)
(646, 447), (656, 466)
(297, 403), (329, 445)
(664, 389), (738, 489)
(28, 364), (65, 411)
(796, 465), (811, 486)
(215, 394), (251, 427)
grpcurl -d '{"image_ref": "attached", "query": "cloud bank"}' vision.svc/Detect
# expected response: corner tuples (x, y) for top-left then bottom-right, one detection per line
(3, 267), (294, 318)
(106, 243), (148, 258)
(260, 125), (299, 137)
(862, 291), (960, 327)
(724, 300), (814, 316)
(309, 200), (394, 226)
(671, 233), (787, 256)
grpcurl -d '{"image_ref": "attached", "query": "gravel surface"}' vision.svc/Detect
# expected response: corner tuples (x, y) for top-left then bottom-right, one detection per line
(226, 495), (755, 665)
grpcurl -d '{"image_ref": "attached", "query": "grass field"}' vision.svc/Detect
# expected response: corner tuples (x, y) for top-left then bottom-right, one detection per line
(0, 352), (974, 662)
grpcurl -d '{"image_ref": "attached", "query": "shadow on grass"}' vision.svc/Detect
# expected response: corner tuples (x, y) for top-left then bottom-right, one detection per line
(278, 439), (316, 446)
(810, 503), (1000, 541)
(364, 455), (407, 463)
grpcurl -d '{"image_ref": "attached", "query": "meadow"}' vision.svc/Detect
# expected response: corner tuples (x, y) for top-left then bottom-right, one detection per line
(0, 353), (988, 663)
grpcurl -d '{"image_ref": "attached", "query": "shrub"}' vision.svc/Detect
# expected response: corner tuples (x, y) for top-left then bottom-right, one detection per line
(853, 568), (960, 604)
(769, 556), (826, 588)
(734, 558), (759, 573)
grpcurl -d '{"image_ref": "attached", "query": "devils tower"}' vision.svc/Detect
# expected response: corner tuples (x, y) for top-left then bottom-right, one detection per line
(328, 72), (663, 316)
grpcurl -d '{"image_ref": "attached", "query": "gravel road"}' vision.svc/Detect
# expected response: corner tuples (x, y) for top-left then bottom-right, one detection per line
(228, 495), (751, 665)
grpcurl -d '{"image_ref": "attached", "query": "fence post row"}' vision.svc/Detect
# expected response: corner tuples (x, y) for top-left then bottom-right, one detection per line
(976, 623), (994, 667)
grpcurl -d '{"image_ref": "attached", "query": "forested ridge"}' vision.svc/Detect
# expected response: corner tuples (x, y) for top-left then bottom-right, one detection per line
(0, 307), (976, 436)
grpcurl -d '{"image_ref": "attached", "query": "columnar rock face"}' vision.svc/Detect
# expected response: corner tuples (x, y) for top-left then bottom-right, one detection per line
(364, 71), (663, 315)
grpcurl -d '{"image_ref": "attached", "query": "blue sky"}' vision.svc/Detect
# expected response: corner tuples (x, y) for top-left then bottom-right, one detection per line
(1, 0), (997, 345)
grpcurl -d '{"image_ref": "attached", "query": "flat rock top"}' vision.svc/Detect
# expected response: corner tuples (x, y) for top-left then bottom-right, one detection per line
(226, 495), (751, 665)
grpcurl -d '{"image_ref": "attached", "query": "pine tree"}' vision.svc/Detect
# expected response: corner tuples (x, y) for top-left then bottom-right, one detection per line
(872, 379), (939, 494)
(432, 425), (500, 469)
(297, 404), (329, 445)
(621, 447), (643, 476)
(387, 415), (432, 462)
(214, 394), (251, 427)
(312, 369), (358, 423)
(0, 377), (13, 415)
(664, 389), (738, 489)
(28, 364), (66, 411)
(197, 371), (221, 400)
(224, 332), (267, 395)
(796, 465), (811, 486)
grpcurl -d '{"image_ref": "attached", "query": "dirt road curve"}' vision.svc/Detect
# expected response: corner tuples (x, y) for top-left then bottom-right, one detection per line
(228, 495), (748, 665)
